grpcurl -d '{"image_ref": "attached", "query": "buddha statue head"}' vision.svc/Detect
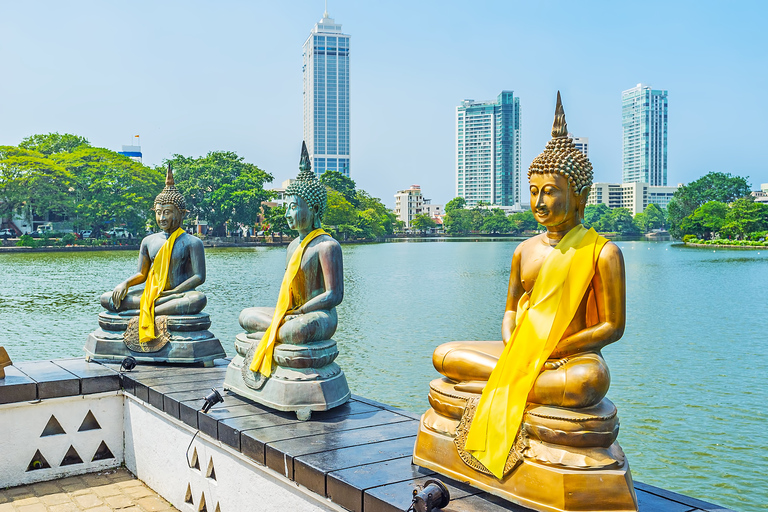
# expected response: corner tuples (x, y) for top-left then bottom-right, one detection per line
(528, 92), (594, 227)
(284, 142), (327, 233)
(154, 164), (187, 233)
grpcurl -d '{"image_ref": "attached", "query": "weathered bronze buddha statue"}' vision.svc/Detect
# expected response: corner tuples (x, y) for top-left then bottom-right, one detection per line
(224, 142), (350, 419)
(84, 165), (225, 365)
(413, 93), (638, 512)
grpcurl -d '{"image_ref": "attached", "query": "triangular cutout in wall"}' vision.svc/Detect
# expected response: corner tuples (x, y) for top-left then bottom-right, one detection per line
(91, 441), (114, 461)
(60, 445), (83, 466)
(41, 415), (66, 437)
(198, 493), (207, 512)
(26, 450), (51, 471)
(190, 447), (200, 470)
(78, 410), (101, 431)
(206, 458), (216, 480)
(184, 484), (193, 504)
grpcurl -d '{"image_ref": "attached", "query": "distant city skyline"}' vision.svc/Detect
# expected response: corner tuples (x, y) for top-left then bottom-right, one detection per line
(303, 11), (351, 177)
(1, 1), (766, 207)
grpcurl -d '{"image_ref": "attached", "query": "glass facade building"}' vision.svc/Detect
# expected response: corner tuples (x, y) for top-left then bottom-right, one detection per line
(456, 91), (521, 207)
(303, 13), (350, 177)
(622, 84), (668, 186)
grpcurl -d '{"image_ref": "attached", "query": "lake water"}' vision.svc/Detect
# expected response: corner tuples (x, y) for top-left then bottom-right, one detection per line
(1, 240), (765, 512)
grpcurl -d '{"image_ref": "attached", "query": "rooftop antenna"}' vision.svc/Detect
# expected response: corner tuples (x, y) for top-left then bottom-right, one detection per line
(324, 0), (328, 18)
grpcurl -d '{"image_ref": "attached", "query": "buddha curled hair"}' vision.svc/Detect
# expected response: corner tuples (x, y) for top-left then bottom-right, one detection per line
(528, 91), (593, 193)
(286, 142), (327, 222)
(155, 164), (186, 211)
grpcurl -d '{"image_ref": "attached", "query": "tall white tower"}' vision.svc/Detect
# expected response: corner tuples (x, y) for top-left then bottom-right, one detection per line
(302, 11), (350, 177)
(622, 83), (668, 186)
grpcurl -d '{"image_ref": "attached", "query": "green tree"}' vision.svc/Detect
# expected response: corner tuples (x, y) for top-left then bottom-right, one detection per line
(356, 190), (395, 235)
(323, 189), (358, 239)
(721, 198), (768, 239)
(411, 213), (436, 233)
(644, 203), (666, 230)
(583, 203), (610, 229)
(482, 208), (511, 234)
(509, 210), (538, 233)
(165, 151), (273, 235)
(443, 208), (472, 235)
(0, 146), (74, 225)
(55, 147), (162, 234)
(667, 172), (751, 237)
(19, 132), (90, 155)
(633, 212), (649, 234)
(445, 197), (467, 213)
(609, 207), (638, 234)
(320, 170), (358, 207)
(263, 204), (294, 236)
(679, 201), (728, 239)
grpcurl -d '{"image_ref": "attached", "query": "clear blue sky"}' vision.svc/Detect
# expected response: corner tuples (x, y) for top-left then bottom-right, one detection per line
(1, 0), (766, 207)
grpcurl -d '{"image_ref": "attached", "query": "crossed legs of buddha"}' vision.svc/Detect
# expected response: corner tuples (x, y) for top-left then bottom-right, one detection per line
(100, 289), (207, 316)
(432, 340), (610, 408)
(239, 306), (338, 344)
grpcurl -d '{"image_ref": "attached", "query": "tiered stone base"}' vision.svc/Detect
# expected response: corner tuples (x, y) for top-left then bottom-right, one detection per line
(223, 333), (350, 419)
(84, 312), (226, 366)
(413, 378), (638, 512)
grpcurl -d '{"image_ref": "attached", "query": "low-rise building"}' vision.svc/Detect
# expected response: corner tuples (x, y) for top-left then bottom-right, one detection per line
(587, 182), (679, 214)
(751, 183), (768, 204)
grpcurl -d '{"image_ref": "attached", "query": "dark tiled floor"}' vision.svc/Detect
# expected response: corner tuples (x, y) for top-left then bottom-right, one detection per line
(0, 359), (732, 512)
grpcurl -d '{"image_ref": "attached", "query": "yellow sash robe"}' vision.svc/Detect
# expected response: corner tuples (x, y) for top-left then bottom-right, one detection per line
(250, 228), (329, 377)
(465, 225), (608, 478)
(138, 227), (184, 343)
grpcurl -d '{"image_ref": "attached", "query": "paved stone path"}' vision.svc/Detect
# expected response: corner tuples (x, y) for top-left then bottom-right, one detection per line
(0, 468), (178, 512)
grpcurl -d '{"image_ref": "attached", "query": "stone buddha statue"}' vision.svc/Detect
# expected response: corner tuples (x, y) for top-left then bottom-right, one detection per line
(224, 142), (350, 419)
(84, 165), (225, 365)
(413, 93), (638, 512)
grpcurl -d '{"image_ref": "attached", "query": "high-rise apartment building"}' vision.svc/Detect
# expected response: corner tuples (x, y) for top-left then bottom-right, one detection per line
(303, 11), (350, 177)
(622, 84), (668, 186)
(569, 134), (588, 157)
(456, 91), (521, 207)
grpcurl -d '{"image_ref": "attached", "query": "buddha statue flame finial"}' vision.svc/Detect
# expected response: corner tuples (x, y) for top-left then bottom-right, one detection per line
(155, 163), (186, 211)
(529, 91), (593, 193)
(286, 141), (327, 222)
(551, 91), (568, 138)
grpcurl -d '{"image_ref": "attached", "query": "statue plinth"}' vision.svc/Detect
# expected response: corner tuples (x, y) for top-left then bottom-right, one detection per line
(413, 374), (637, 512)
(85, 312), (225, 366)
(223, 332), (349, 420)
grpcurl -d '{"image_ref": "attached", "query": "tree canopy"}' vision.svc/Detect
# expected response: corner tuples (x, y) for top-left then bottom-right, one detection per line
(667, 172), (751, 237)
(165, 151), (273, 235)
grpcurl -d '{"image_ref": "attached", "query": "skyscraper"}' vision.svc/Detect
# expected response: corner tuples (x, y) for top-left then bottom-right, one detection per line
(622, 83), (668, 185)
(456, 91), (521, 207)
(303, 11), (350, 177)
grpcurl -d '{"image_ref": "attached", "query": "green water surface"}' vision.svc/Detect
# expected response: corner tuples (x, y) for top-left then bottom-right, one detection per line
(0, 240), (765, 511)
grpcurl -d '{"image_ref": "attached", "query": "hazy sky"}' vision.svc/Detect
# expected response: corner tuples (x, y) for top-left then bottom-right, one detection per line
(1, 1), (766, 207)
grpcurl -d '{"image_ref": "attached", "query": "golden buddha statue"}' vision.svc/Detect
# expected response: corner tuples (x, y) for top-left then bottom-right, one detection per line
(0, 347), (11, 379)
(413, 93), (638, 512)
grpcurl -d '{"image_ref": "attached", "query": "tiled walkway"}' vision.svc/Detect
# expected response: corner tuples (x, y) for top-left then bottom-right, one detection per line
(0, 468), (178, 512)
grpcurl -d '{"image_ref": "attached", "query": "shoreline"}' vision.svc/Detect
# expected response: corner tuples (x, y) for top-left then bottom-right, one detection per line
(684, 241), (766, 250)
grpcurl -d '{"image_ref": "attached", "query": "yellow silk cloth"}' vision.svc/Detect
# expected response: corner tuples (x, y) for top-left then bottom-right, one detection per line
(138, 227), (184, 343)
(465, 225), (608, 478)
(249, 228), (328, 377)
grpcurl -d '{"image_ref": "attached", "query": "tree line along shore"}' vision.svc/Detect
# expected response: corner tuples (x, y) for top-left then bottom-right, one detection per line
(2, 133), (766, 244)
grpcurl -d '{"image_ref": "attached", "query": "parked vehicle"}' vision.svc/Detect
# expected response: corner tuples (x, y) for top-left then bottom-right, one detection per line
(106, 228), (132, 239)
(36, 223), (54, 235)
(0, 228), (15, 237)
(80, 230), (94, 239)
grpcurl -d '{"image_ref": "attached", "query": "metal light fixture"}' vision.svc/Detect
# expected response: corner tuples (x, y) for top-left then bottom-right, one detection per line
(201, 388), (223, 413)
(120, 356), (137, 372)
(411, 479), (450, 512)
